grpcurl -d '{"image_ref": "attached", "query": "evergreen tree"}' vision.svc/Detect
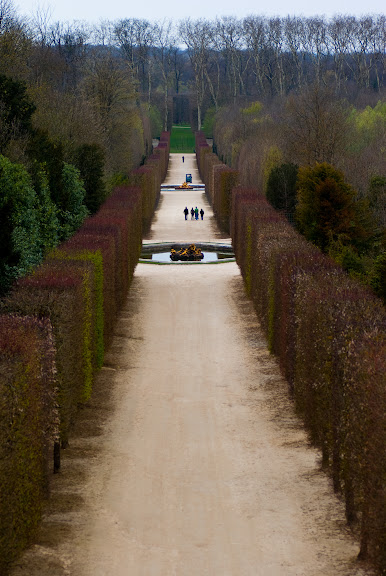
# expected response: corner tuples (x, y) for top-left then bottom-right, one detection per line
(266, 162), (298, 216)
(0, 155), (41, 294)
(73, 143), (106, 214)
(60, 162), (88, 240)
(296, 163), (371, 253)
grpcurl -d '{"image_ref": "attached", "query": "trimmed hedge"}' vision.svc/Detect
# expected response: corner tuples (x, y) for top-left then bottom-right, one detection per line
(195, 132), (210, 179)
(235, 188), (386, 574)
(102, 186), (143, 280)
(212, 165), (239, 234)
(0, 315), (58, 573)
(50, 247), (105, 376)
(130, 166), (159, 233)
(0, 134), (169, 571)
(2, 262), (88, 442)
(199, 140), (386, 575)
(195, 131), (239, 233)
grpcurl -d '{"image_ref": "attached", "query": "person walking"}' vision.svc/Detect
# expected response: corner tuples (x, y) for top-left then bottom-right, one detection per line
(195, 207), (199, 220)
(200, 208), (204, 220)
(184, 206), (189, 220)
(182, 155), (184, 163)
(190, 207), (195, 220)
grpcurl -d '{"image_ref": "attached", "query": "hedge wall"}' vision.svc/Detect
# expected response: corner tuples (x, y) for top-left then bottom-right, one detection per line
(0, 132), (170, 571)
(0, 315), (57, 573)
(197, 138), (386, 575)
(232, 184), (386, 574)
(3, 262), (89, 442)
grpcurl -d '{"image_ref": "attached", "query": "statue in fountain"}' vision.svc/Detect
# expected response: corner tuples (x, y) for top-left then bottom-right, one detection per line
(170, 244), (204, 261)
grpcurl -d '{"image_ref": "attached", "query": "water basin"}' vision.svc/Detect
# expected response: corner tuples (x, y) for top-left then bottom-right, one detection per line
(151, 251), (218, 262)
(140, 243), (235, 264)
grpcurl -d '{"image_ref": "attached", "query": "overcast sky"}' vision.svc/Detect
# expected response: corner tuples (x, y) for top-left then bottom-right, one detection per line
(15, 0), (385, 25)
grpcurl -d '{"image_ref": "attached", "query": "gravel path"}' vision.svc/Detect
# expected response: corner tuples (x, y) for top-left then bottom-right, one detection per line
(10, 154), (373, 576)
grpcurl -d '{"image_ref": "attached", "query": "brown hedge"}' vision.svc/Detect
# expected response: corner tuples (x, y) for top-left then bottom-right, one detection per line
(0, 315), (58, 572)
(231, 181), (386, 574)
(0, 141), (164, 572)
(2, 263), (88, 445)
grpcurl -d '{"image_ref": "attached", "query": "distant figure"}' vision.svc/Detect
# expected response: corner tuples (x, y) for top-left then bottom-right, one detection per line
(195, 207), (199, 220)
(184, 206), (189, 220)
(182, 155), (184, 163)
(191, 207), (195, 220)
(200, 208), (204, 220)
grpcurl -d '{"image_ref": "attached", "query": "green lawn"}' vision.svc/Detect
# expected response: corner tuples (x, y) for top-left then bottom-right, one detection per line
(170, 125), (195, 152)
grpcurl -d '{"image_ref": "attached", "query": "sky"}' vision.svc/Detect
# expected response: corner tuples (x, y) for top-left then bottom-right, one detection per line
(15, 0), (385, 25)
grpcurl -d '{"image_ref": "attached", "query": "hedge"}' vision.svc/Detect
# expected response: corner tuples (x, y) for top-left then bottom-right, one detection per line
(50, 247), (104, 376)
(0, 133), (169, 572)
(198, 140), (386, 574)
(2, 262), (88, 442)
(0, 315), (57, 573)
(195, 131), (210, 179)
(130, 166), (159, 233)
(236, 191), (386, 574)
(212, 165), (239, 234)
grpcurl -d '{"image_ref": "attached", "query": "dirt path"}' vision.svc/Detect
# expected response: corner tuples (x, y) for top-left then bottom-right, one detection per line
(10, 154), (373, 575)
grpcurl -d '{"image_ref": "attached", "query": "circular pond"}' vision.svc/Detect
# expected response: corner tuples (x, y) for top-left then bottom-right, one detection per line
(140, 243), (235, 264)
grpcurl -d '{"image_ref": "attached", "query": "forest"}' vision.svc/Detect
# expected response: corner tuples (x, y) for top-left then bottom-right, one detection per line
(0, 0), (385, 297)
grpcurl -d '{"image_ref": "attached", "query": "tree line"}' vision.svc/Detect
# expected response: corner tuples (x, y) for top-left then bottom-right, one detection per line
(2, 0), (385, 129)
(212, 86), (385, 302)
(0, 0), (384, 295)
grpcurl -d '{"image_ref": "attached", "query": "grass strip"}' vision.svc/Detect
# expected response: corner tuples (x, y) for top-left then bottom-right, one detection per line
(170, 125), (195, 152)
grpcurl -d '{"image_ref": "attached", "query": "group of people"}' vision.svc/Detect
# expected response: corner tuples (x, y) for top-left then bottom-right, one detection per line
(184, 206), (204, 221)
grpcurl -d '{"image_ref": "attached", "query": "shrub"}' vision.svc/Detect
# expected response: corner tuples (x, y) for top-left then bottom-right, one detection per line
(60, 162), (88, 241)
(0, 314), (57, 572)
(73, 143), (106, 215)
(62, 232), (116, 349)
(213, 165), (239, 234)
(3, 261), (89, 442)
(0, 74), (35, 153)
(130, 166), (159, 233)
(266, 162), (298, 216)
(0, 155), (42, 295)
(50, 247), (104, 375)
(210, 137), (386, 575)
(102, 186), (143, 279)
(296, 163), (371, 253)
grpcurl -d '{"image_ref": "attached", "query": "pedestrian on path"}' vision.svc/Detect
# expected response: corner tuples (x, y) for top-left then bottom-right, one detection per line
(195, 207), (199, 220)
(182, 155), (184, 163)
(190, 207), (195, 220)
(184, 207), (189, 220)
(200, 208), (204, 220)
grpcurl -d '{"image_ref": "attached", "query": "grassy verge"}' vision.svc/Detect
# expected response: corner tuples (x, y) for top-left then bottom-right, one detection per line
(170, 125), (195, 152)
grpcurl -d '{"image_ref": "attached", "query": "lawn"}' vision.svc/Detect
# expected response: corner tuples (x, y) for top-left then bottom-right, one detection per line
(170, 125), (195, 153)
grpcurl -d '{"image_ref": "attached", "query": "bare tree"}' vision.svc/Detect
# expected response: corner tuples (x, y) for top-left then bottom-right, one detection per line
(0, 0), (15, 32)
(92, 20), (115, 46)
(328, 16), (351, 92)
(283, 16), (306, 90)
(152, 20), (175, 131)
(204, 23), (222, 110)
(114, 18), (155, 108)
(283, 82), (349, 166)
(0, 0), (30, 77)
(303, 16), (329, 86)
(243, 16), (268, 97)
(82, 47), (142, 173)
(215, 16), (246, 102)
(179, 18), (211, 130)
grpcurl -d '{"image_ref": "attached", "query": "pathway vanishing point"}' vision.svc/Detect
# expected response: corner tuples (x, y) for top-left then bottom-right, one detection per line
(10, 153), (373, 576)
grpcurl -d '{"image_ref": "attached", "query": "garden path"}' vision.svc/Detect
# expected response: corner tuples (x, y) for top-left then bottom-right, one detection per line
(10, 154), (372, 576)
